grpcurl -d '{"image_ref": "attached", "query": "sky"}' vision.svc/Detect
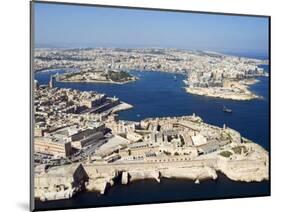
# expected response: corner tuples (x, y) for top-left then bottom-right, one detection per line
(34, 2), (269, 58)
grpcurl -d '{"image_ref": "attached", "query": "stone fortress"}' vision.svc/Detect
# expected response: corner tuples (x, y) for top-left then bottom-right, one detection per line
(33, 83), (268, 201)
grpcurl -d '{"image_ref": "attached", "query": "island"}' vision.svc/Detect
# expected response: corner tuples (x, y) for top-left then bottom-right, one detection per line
(33, 82), (268, 202)
(56, 70), (137, 84)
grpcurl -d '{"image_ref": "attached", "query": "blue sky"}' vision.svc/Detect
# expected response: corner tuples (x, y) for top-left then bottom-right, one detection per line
(34, 2), (269, 57)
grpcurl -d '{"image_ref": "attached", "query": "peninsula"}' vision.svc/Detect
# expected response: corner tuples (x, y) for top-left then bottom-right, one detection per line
(185, 79), (262, 100)
(33, 83), (268, 202)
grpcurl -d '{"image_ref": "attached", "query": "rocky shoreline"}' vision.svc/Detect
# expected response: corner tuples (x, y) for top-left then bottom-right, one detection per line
(34, 113), (269, 202)
(56, 77), (138, 85)
(83, 163), (268, 196)
(185, 87), (260, 100)
(185, 78), (263, 100)
(36, 158), (268, 202)
(83, 146), (268, 195)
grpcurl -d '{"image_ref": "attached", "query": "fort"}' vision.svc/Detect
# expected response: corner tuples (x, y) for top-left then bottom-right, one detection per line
(35, 153), (268, 201)
(34, 110), (268, 201)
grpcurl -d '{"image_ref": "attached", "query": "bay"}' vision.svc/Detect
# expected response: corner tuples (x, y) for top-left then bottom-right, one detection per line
(34, 65), (270, 210)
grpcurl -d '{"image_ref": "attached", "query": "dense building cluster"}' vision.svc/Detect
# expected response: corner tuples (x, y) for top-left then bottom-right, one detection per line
(185, 55), (266, 88)
(34, 83), (123, 160)
(34, 48), (268, 100)
(93, 114), (246, 164)
(34, 48), (267, 80)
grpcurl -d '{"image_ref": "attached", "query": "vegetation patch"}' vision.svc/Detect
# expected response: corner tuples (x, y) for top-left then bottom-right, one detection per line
(107, 71), (133, 82)
(232, 146), (247, 154)
(219, 151), (233, 157)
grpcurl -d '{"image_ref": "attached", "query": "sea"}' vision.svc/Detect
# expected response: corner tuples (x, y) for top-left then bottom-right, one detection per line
(34, 63), (270, 210)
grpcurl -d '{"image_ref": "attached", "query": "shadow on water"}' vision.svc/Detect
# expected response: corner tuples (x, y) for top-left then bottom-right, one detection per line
(35, 173), (269, 210)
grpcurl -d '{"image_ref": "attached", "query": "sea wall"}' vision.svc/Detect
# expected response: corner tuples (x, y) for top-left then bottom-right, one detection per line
(126, 170), (161, 183)
(36, 156), (268, 200)
(83, 165), (118, 194)
(83, 157), (268, 194)
(217, 160), (269, 182)
(160, 166), (217, 183)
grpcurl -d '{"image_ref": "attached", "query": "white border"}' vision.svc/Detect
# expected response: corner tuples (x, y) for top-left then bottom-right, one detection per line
(1, 0), (280, 212)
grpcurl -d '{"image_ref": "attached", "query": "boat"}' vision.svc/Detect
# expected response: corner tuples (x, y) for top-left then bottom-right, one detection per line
(174, 76), (177, 81)
(223, 106), (232, 113)
(183, 80), (188, 85)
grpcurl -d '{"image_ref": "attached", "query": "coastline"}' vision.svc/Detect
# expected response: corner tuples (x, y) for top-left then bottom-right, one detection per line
(36, 152), (268, 201)
(185, 78), (263, 101)
(84, 142), (268, 195)
(111, 102), (133, 113)
(56, 78), (138, 85)
(35, 174), (269, 210)
(34, 67), (77, 73)
(185, 87), (260, 100)
(35, 123), (269, 202)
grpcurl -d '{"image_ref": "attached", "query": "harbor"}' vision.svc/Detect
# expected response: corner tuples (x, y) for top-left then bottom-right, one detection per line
(35, 68), (269, 150)
(34, 65), (269, 210)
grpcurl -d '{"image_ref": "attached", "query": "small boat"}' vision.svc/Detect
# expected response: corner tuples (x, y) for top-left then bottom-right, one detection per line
(174, 76), (177, 81)
(136, 114), (141, 117)
(223, 106), (232, 113)
(183, 80), (188, 85)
